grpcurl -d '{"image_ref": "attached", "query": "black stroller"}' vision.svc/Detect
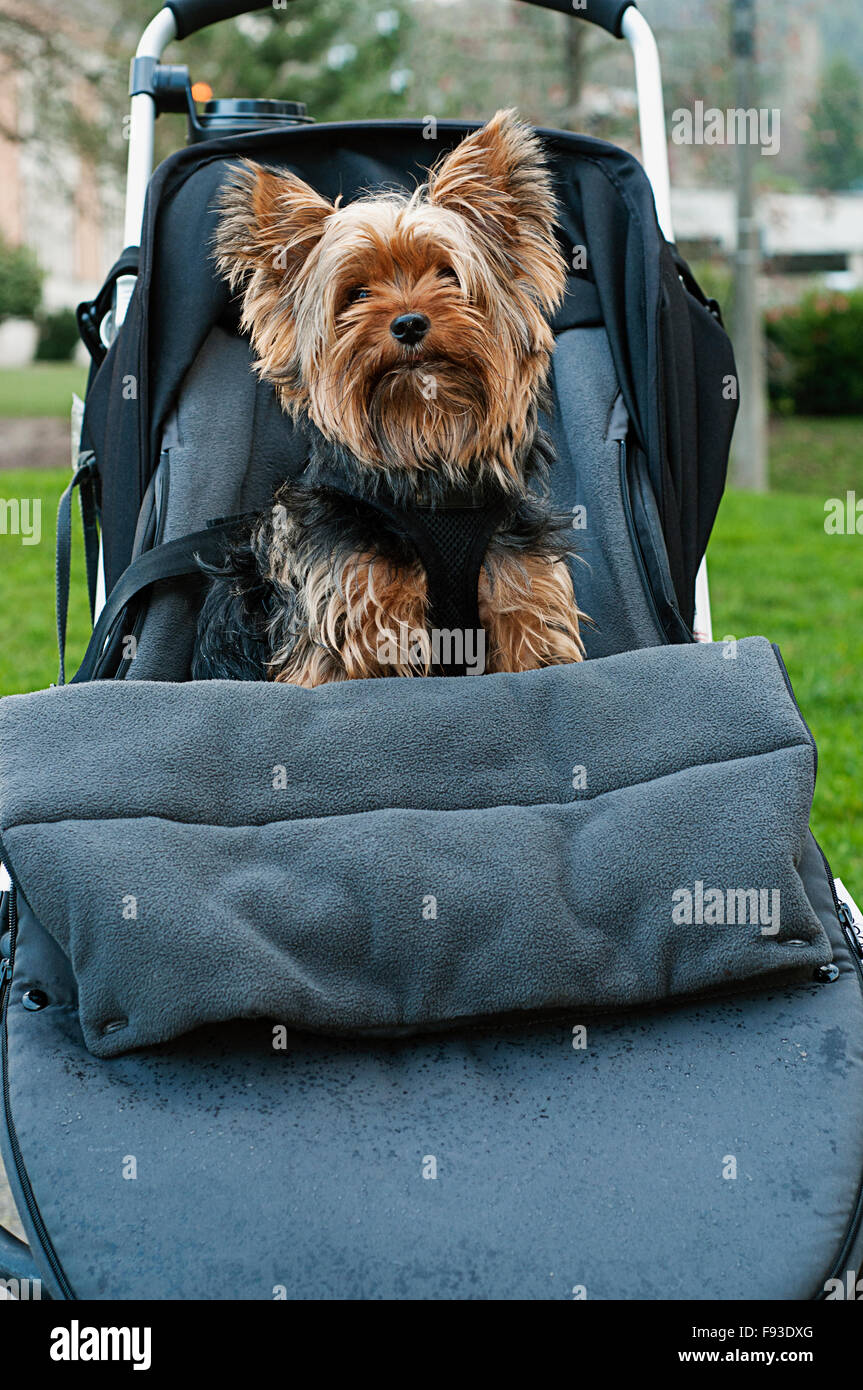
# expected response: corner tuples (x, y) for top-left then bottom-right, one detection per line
(1, 0), (862, 1301)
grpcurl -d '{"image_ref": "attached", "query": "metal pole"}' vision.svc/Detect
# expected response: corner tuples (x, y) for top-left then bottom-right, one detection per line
(565, 20), (586, 128)
(730, 0), (767, 491)
(113, 7), (178, 335)
(90, 8), (177, 621)
(622, 8), (674, 243)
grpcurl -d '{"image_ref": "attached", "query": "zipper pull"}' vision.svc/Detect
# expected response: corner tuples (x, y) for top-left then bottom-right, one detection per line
(838, 901), (863, 961)
(0, 956), (11, 1006)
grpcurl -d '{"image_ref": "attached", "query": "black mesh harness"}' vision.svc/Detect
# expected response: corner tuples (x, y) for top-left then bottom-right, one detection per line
(313, 466), (510, 675)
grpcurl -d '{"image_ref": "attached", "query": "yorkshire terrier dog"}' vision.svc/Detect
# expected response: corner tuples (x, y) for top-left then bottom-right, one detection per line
(193, 108), (586, 684)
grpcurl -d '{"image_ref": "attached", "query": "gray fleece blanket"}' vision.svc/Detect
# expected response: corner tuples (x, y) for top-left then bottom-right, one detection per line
(0, 638), (831, 1057)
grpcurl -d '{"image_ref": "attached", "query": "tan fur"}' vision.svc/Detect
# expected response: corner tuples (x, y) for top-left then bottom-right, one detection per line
(214, 109), (566, 489)
(479, 552), (586, 672)
(271, 555), (431, 687)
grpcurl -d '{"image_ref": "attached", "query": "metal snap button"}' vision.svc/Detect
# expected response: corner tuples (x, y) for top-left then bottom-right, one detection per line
(22, 989), (49, 1011)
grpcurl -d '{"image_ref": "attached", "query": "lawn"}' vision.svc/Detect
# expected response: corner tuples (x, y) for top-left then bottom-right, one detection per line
(707, 489), (863, 882)
(0, 363), (88, 417)
(769, 416), (863, 497)
(0, 468), (92, 694)
(0, 422), (861, 887)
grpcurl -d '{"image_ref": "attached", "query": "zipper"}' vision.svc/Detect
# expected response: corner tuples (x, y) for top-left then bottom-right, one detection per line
(813, 834), (857, 955)
(838, 900), (863, 963)
(812, 834), (863, 1298)
(0, 956), (11, 1010)
(770, 651), (861, 967)
(0, 842), (75, 1300)
(617, 441), (672, 645)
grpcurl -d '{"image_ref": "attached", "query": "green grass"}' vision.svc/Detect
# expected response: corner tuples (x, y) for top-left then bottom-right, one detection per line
(1, 428), (862, 885)
(0, 469), (91, 695)
(0, 364), (88, 417)
(707, 489), (863, 882)
(769, 416), (863, 497)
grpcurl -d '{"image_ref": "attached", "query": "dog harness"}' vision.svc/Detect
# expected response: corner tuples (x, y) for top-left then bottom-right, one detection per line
(312, 466), (510, 675)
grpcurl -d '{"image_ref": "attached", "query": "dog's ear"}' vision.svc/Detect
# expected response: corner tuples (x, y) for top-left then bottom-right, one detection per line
(427, 109), (565, 310)
(214, 161), (334, 292)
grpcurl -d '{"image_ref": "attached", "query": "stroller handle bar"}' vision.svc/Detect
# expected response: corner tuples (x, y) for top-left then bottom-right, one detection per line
(165, 0), (635, 42)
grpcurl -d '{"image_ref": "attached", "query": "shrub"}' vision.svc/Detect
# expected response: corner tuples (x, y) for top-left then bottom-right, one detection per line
(765, 290), (863, 415)
(34, 307), (79, 362)
(0, 234), (43, 324)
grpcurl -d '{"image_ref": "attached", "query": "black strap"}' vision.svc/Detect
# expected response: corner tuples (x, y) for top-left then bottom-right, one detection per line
(312, 468), (507, 674)
(56, 455), (101, 687)
(76, 246), (140, 365)
(71, 519), (247, 684)
(388, 503), (506, 637)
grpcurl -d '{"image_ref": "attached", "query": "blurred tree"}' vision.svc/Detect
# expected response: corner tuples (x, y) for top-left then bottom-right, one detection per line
(0, 232), (42, 322)
(0, 0), (415, 178)
(397, 1), (596, 131)
(0, 2), (111, 168)
(564, 23), (588, 127)
(153, 0), (415, 123)
(806, 57), (863, 191)
(35, 306), (79, 360)
(0, 0), (608, 180)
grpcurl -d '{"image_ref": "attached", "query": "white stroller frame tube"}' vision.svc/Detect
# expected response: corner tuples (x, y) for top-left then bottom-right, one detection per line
(94, 9), (177, 618)
(113, 8), (178, 334)
(621, 8), (673, 244)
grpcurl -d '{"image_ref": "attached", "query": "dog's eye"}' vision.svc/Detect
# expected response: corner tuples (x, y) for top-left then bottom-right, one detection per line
(347, 286), (370, 303)
(437, 266), (460, 288)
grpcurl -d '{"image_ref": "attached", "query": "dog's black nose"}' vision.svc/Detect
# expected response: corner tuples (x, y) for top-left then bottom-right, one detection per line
(390, 312), (430, 346)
